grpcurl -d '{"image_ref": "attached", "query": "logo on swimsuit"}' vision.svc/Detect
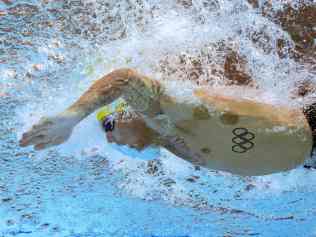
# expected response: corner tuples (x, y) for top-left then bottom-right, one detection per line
(232, 128), (255, 153)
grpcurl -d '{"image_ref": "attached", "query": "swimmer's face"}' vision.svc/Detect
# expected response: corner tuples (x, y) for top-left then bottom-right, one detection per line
(106, 115), (154, 151)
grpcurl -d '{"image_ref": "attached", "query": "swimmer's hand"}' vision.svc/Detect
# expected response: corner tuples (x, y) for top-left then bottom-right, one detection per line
(19, 112), (79, 150)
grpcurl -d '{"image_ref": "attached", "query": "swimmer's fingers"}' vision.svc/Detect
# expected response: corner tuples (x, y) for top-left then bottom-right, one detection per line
(34, 137), (66, 150)
(19, 132), (51, 147)
(25, 117), (54, 136)
(19, 125), (48, 145)
(34, 142), (54, 150)
(19, 117), (55, 147)
(20, 132), (42, 147)
(20, 114), (74, 150)
(20, 126), (47, 141)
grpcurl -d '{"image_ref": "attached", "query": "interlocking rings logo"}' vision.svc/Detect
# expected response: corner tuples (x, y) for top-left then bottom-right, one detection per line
(232, 128), (255, 153)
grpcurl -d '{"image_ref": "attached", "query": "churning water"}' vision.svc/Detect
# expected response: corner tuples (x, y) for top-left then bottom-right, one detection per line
(1, 0), (316, 236)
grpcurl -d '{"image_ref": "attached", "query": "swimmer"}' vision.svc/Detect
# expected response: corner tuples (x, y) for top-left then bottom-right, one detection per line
(19, 68), (316, 175)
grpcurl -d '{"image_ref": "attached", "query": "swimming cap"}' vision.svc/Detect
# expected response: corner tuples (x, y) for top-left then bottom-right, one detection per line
(96, 100), (128, 122)
(96, 106), (112, 122)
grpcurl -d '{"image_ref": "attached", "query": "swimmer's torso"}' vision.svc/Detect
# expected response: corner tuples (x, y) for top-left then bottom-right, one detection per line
(120, 71), (313, 176)
(159, 89), (313, 176)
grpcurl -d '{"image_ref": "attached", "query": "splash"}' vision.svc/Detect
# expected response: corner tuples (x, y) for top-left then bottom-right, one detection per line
(12, 0), (316, 211)
(1, 0), (316, 236)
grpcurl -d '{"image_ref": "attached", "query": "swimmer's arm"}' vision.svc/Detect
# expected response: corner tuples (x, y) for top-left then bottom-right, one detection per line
(20, 68), (164, 150)
(155, 135), (206, 167)
(65, 68), (164, 121)
(64, 68), (132, 121)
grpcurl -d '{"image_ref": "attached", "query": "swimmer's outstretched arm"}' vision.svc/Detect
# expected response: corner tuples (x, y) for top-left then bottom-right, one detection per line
(19, 68), (164, 150)
(67, 68), (164, 120)
(155, 135), (207, 166)
(19, 68), (206, 167)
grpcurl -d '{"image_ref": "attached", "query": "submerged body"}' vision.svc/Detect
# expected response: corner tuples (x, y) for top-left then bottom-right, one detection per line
(20, 68), (314, 176)
(161, 89), (312, 175)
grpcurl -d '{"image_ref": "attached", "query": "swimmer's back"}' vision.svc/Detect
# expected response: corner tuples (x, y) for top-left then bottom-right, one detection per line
(119, 71), (312, 175)
(160, 88), (312, 176)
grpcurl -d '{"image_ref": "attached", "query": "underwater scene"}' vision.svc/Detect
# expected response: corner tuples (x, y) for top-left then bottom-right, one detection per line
(0, 0), (316, 236)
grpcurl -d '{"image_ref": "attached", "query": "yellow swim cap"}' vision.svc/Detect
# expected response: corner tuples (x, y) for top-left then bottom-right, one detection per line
(96, 100), (128, 122)
(96, 106), (112, 122)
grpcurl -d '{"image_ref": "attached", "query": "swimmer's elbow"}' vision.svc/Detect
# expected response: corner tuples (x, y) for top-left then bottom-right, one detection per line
(110, 68), (137, 79)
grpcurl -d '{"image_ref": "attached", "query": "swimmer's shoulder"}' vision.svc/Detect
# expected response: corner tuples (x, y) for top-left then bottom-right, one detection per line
(194, 87), (309, 129)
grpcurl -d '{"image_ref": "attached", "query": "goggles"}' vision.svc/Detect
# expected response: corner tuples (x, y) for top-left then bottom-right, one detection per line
(102, 114), (116, 132)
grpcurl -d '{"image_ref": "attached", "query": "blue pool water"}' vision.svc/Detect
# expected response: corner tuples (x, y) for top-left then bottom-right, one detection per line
(1, 0), (316, 236)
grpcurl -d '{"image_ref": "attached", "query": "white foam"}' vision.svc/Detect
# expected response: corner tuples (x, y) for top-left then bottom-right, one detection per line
(15, 0), (316, 210)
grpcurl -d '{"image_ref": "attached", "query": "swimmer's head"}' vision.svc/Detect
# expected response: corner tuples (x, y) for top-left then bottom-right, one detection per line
(97, 103), (156, 150)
